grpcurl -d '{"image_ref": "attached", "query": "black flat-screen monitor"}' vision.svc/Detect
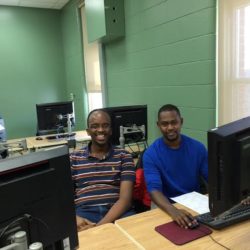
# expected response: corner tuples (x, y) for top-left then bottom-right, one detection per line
(103, 105), (147, 146)
(0, 146), (78, 250)
(208, 116), (250, 217)
(36, 101), (74, 135)
(0, 116), (7, 159)
(0, 116), (7, 141)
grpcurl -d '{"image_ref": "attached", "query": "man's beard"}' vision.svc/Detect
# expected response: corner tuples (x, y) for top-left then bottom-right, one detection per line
(165, 133), (179, 142)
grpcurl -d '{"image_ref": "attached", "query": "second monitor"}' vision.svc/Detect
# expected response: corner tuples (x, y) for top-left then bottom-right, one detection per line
(208, 116), (250, 217)
(103, 105), (147, 147)
(36, 101), (75, 136)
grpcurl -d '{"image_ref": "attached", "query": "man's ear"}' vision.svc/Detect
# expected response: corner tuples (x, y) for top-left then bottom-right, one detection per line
(181, 117), (184, 125)
(156, 121), (160, 128)
(86, 128), (90, 136)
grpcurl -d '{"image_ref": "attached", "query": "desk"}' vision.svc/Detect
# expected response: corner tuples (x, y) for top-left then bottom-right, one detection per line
(77, 223), (141, 250)
(26, 130), (90, 150)
(115, 205), (250, 250)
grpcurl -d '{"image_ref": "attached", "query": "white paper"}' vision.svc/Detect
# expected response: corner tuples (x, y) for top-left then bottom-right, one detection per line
(74, 134), (91, 142)
(0, 124), (4, 131)
(171, 191), (209, 214)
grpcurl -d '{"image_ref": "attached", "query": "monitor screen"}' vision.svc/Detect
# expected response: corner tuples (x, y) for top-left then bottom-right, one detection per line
(208, 116), (250, 217)
(0, 116), (7, 159)
(103, 105), (147, 146)
(0, 146), (78, 250)
(36, 101), (74, 135)
(0, 116), (7, 141)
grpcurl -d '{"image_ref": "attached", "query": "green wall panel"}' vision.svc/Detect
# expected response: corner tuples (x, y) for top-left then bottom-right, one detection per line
(108, 85), (215, 108)
(108, 61), (215, 88)
(125, 0), (165, 16)
(106, 34), (215, 72)
(125, 0), (215, 35)
(125, 8), (215, 53)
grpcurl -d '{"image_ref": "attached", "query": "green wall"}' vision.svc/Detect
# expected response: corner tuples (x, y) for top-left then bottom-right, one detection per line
(0, 3), (87, 139)
(0, 6), (66, 139)
(104, 0), (216, 145)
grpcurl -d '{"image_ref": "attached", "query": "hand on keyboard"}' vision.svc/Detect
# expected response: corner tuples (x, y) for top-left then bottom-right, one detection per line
(241, 196), (250, 205)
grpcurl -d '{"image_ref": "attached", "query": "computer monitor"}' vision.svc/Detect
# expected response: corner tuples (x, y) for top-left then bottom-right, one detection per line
(36, 101), (75, 135)
(0, 146), (78, 250)
(208, 116), (250, 217)
(0, 116), (7, 141)
(103, 105), (147, 147)
(0, 116), (8, 159)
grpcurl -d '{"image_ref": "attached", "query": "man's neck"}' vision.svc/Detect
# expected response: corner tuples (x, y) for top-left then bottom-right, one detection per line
(90, 142), (110, 159)
(163, 137), (181, 149)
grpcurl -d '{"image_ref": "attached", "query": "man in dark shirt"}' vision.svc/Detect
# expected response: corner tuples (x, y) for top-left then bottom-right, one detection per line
(71, 109), (135, 231)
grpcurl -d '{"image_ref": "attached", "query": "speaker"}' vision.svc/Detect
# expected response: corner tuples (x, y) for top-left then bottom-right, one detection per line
(85, 0), (125, 43)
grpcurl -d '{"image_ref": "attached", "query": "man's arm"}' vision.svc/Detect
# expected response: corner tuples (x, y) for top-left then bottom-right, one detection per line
(96, 180), (134, 226)
(151, 190), (197, 228)
(143, 152), (197, 228)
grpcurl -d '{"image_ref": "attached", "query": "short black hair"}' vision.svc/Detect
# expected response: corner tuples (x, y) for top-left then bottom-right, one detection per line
(158, 104), (181, 120)
(87, 109), (111, 128)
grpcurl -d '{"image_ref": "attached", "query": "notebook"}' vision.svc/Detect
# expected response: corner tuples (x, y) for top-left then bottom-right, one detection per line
(155, 221), (212, 245)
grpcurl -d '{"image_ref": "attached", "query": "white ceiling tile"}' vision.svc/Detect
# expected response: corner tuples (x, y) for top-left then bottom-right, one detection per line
(19, 2), (53, 9)
(0, 0), (69, 9)
(59, 0), (70, 3)
(52, 3), (64, 9)
(0, 0), (19, 5)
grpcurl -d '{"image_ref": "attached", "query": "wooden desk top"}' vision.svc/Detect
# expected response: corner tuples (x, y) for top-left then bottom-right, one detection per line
(115, 205), (250, 250)
(26, 130), (90, 149)
(77, 223), (140, 250)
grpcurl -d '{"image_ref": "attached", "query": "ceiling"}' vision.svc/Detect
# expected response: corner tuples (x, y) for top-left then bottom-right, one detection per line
(0, 0), (70, 9)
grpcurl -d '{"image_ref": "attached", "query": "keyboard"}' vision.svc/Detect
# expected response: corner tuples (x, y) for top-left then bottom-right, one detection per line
(196, 204), (250, 229)
(46, 132), (76, 140)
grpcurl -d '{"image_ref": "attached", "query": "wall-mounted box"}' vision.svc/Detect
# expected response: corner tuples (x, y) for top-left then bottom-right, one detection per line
(85, 0), (125, 43)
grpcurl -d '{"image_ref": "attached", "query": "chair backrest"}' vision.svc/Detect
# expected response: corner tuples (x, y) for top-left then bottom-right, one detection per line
(133, 150), (151, 213)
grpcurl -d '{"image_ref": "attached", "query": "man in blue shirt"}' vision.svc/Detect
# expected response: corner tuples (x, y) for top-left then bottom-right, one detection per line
(143, 104), (208, 229)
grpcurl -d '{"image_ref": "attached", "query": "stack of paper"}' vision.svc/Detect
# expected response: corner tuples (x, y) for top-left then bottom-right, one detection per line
(171, 191), (209, 214)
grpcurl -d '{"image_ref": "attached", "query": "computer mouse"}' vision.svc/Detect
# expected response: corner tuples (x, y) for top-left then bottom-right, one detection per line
(188, 221), (199, 229)
(36, 137), (43, 140)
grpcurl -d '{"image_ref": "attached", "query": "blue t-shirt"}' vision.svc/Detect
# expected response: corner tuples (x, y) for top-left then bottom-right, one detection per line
(143, 135), (208, 198)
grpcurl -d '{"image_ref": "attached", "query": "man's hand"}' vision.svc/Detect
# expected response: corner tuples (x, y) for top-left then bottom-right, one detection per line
(241, 197), (250, 205)
(76, 216), (96, 231)
(150, 190), (198, 229)
(167, 206), (197, 229)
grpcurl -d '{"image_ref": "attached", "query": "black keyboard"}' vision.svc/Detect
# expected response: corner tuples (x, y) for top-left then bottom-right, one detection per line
(46, 132), (76, 140)
(196, 204), (250, 229)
